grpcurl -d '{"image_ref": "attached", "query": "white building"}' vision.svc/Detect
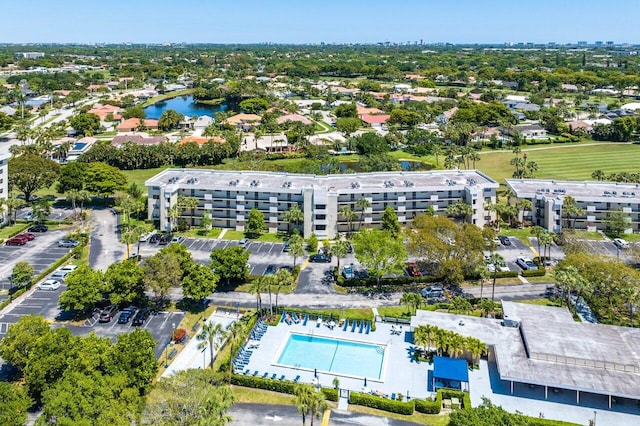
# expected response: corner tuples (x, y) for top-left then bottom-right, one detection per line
(0, 153), (8, 225)
(146, 169), (498, 237)
(506, 179), (640, 234)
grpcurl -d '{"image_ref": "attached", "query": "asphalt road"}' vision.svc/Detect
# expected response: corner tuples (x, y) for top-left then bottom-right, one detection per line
(89, 208), (126, 271)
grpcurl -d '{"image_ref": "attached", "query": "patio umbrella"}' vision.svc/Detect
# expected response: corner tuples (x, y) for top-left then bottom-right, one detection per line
(364, 377), (367, 387)
(314, 368), (317, 378)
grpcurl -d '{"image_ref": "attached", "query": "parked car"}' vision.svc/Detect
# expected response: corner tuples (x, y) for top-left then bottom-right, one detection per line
(421, 286), (445, 298)
(99, 305), (119, 323)
(58, 265), (78, 274)
(498, 236), (511, 246)
(139, 231), (153, 242)
(239, 238), (249, 245)
(50, 267), (73, 280)
(6, 236), (28, 246)
(58, 239), (79, 248)
(309, 254), (332, 263)
(28, 224), (48, 233)
(17, 232), (35, 241)
(148, 233), (160, 244)
(24, 211), (34, 221)
(283, 241), (290, 252)
(37, 279), (61, 291)
(342, 265), (355, 279)
(132, 308), (152, 326)
(118, 306), (138, 324)
(406, 262), (421, 277)
(613, 238), (630, 249)
(171, 235), (185, 244)
(158, 234), (172, 245)
(264, 264), (276, 276)
(516, 257), (538, 271)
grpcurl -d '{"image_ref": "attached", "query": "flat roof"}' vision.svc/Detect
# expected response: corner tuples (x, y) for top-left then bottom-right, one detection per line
(412, 303), (640, 400)
(505, 179), (640, 202)
(145, 169), (498, 193)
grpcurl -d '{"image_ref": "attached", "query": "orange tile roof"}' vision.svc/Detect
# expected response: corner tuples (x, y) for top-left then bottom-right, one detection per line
(361, 114), (390, 124)
(179, 136), (225, 145)
(117, 118), (159, 131)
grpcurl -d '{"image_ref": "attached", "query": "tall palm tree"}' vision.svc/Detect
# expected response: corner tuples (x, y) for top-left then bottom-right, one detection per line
(197, 321), (227, 369)
(539, 232), (555, 264)
(225, 321), (244, 379)
(274, 268), (293, 314)
(308, 390), (328, 426)
(554, 265), (586, 308)
(293, 384), (315, 426)
(331, 240), (350, 273)
(339, 205), (357, 237)
(488, 252), (504, 301)
(5, 196), (25, 224)
(448, 333), (465, 359)
(466, 337), (487, 367)
(530, 226), (545, 259)
(249, 278), (265, 316)
(355, 198), (371, 231)
(282, 204), (303, 235)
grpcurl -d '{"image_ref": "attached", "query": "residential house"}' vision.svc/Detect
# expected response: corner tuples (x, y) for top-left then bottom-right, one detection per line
(65, 137), (97, 162)
(0, 106), (16, 116)
(193, 115), (215, 131)
(276, 114), (312, 126)
(117, 118), (159, 132)
(356, 106), (385, 118)
(179, 136), (225, 145)
(87, 104), (123, 121)
(561, 84), (579, 92)
(512, 124), (548, 139)
(436, 107), (458, 125)
(225, 113), (261, 131)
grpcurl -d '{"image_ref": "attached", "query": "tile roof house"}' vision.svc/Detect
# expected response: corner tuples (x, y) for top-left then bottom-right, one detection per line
(356, 106), (385, 118)
(361, 114), (391, 128)
(117, 118), (159, 132)
(179, 136), (225, 145)
(276, 114), (312, 126)
(193, 115), (214, 131)
(225, 113), (262, 131)
(111, 135), (169, 147)
(0, 106), (16, 116)
(436, 107), (458, 125)
(87, 104), (123, 121)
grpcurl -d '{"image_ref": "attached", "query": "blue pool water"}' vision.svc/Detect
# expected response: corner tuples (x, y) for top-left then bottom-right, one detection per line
(277, 333), (385, 379)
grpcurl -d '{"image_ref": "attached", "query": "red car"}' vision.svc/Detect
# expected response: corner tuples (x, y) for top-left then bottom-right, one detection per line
(17, 232), (35, 241)
(406, 262), (421, 277)
(6, 236), (28, 246)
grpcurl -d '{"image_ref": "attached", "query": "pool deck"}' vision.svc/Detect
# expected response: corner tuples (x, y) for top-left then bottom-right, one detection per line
(241, 317), (430, 400)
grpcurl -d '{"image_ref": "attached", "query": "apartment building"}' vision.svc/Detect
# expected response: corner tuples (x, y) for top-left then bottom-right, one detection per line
(0, 152), (8, 225)
(506, 179), (640, 234)
(146, 169), (499, 238)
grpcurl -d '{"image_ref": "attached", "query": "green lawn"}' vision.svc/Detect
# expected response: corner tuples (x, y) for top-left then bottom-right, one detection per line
(0, 223), (31, 239)
(477, 143), (640, 183)
(177, 228), (222, 239)
(222, 230), (246, 240)
(122, 166), (170, 188)
(255, 233), (286, 243)
(495, 228), (535, 247)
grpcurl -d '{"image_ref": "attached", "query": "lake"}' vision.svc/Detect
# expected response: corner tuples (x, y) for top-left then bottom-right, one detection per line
(144, 96), (227, 119)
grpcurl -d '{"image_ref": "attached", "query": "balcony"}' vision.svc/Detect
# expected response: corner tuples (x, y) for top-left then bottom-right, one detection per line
(314, 219), (327, 225)
(398, 196), (406, 203)
(365, 207), (373, 214)
(269, 216), (278, 223)
(398, 206), (406, 213)
(270, 206), (278, 213)
(430, 195), (438, 201)
(236, 195), (245, 202)
(236, 215), (245, 222)
(314, 208), (328, 215)
(236, 205), (245, 212)
(270, 196), (278, 203)
(364, 217), (373, 224)
(204, 193), (212, 200)
(587, 205), (595, 212)
(204, 203), (212, 210)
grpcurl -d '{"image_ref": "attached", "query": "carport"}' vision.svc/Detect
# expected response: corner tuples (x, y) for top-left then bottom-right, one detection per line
(432, 356), (469, 392)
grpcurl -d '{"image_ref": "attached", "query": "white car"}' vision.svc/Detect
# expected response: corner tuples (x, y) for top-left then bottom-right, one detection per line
(49, 265), (77, 280)
(516, 257), (538, 271)
(38, 279), (61, 291)
(613, 238), (630, 249)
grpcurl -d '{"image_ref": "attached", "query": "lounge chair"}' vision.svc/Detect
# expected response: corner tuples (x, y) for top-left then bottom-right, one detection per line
(351, 320), (357, 332)
(280, 311), (287, 323)
(253, 370), (259, 376)
(359, 321), (364, 333)
(263, 372), (269, 378)
(279, 374), (286, 381)
(293, 375), (301, 383)
(244, 369), (250, 375)
(292, 312), (300, 324)
(316, 315), (322, 328)
(271, 373), (278, 380)
(303, 313), (309, 326)
(343, 320), (349, 331)
(365, 322), (371, 334)
(391, 393), (396, 400)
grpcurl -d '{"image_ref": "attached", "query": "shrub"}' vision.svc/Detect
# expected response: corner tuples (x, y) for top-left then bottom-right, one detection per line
(349, 392), (414, 415)
(173, 328), (187, 343)
(231, 374), (298, 394)
(521, 269), (546, 277)
(414, 393), (442, 414)
(321, 388), (339, 402)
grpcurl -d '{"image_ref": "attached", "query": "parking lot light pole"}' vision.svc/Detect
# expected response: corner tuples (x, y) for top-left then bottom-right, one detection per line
(164, 343), (170, 368)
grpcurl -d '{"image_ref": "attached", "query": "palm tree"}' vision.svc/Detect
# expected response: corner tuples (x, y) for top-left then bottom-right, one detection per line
(253, 129), (264, 151)
(466, 337), (487, 367)
(516, 199), (532, 224)
(488, 252), (504, 301)
(249, 277), (266, 316)
(274, 268), (293, 314)
(293, 384), (315, 426)
(197, 321), (227, 369)
(120, 229), (139, 258)
(339, 205), (357, 237)
(178, 196), (199, 228)
(622, 286), (640, 327)
(539, 232), (555, 264)
(5, 196), (25, 224)
(308, 389), (328, 426)
(282, 204), (304, 235)
(355, 198), (371, 231)
(288, 234), (304, 267)
(400, 292), (423, 315)
(261, 275), (277, 316)
(225, 321), (244, 379)
(77, 190), (91, 217)
(448, 333), (465, 359)
(331, 240), (350, 273)
(591, 170), (605, 181)
(554, 265), (586, 308)
(432, 143), (442, 167)
(530, 226), (545, 259)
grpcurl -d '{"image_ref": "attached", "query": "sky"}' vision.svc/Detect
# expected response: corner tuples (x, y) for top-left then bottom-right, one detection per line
(1, 0), (638, 44)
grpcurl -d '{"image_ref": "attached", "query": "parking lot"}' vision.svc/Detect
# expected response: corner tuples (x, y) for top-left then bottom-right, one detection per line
(0, 228), (72, 293)
(15, 205), (73, 222)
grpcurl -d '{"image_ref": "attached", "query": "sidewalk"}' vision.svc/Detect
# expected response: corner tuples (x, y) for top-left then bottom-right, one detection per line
(161, 310), (240, 377)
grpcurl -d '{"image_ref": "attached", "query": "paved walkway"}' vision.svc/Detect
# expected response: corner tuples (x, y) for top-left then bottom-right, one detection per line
(161, 311), (239, 377)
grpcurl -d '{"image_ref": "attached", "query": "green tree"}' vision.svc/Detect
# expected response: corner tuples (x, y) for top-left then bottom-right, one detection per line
(84, 162), (127, 199)
(307, 232), (318, 252)
(104, 259), (146, 305)
(331, 239), (350, 273)
(339, 205), (357, 237)
(183, 263), (219, 302)
(355, 197), (371, 231)
(122, 105), (146, 120)
(381, 205), (400, 237)
(200, 211), (212, 232)
(288, 234), (305, 267)
(487, 252), (504, 302)
(142, 252), (181, 301)
(57, 161), (87, 193)
(209, 246), (250, 286)
(4, 195), (25, 224)
(274, 268), (294, 314)
(69, 113), (101, 136)
(293, 384), (314, 426)
(159, 239), (195, 279)
(10, 261), (34, 288)
(446, 200), (473, 223)
(352, 229), (407, 287)
(335, 117), (361, 138)
(0, 314), (51, 372)
(554, 265), (588, 308)
(158, 109), (183, 130)
(245, 208), (266, 237)
(110, 329), (158, 394)
(604, 209), (630, 237)
(239, 97), (269, 114)
(248, 277), (266, 315)
(448, 397), (529, 426)
(58, 266), (104, 312)
(400, 292), (423, 314)
(197, 321), (227, 369)
(8, 154), (60, 202)
(561, 195), (584, 229)
(0, 382), (32, 426)
(282, 204), (304, 235)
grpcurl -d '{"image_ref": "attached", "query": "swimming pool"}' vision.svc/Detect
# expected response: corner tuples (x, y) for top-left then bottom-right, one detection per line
(276, 333), (386, 380)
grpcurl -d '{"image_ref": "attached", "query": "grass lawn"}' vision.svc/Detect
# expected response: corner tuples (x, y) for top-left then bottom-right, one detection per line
(177, 228), (222, 239)
(255, 233), (286, 243)
(376, 306), (416, 319)
(231, 386), (300, 405)
(495, 228), (535, 247)
(477, 143), (640, 183)
(222, 230), (246, 240)
(572, 230), (605, 240)
(348, 405), (450, 426)
(0, 223), (31, 239)
(515, 298), (561, 307)
(122, 166), (171, 188)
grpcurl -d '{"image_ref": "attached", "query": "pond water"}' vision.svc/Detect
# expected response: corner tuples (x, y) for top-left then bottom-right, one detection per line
(143, 96), (227, 119)
(321, 160), (432, 173)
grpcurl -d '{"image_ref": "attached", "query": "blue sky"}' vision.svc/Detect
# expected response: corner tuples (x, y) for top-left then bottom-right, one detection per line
(1, 0), (638, 44)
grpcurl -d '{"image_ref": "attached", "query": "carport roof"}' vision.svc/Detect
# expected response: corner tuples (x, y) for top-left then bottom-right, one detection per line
(433, 356), (469, 382)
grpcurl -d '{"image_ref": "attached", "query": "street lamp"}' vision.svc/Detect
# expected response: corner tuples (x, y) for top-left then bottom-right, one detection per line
(164, 342), (170, 368)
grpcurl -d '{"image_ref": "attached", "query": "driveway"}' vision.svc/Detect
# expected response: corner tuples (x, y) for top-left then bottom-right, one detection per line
(89, 208), (126, 271)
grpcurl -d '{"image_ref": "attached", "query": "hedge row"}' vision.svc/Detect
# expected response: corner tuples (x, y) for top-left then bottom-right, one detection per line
(230, 373), (298, 394)
(528, 419), (582, 426)
(342, 275), (439, 288)
(414, 392), (442, 414)
(321, 388), (339, 402)
(491, 270), (519, 278)
(521, 269), (547, 277)
(348, 391), (415, 415)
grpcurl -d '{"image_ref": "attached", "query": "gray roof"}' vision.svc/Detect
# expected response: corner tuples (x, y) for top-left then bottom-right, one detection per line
(145, 169), (498, 193)
(505, 179), (640, 203)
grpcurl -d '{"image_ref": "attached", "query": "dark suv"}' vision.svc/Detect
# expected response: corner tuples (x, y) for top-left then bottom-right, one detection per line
(132, 308), (152, 326)
(309, 254), (332, 263)
(158, 234), (171, 245)
(117, 306), (138, 324)
(28, 224), (48, 233)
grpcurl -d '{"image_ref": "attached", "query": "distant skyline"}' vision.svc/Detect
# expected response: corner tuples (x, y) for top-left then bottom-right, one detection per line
(1, 0), (638, 45)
